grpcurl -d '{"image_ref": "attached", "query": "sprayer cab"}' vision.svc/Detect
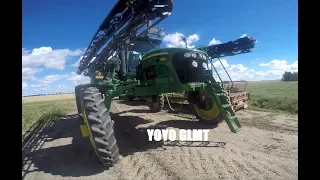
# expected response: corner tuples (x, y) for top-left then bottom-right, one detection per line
(125, 32), (164, 76)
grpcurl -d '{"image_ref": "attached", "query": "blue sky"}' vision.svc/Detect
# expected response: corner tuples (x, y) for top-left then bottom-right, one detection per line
(22, 0), (298, 96)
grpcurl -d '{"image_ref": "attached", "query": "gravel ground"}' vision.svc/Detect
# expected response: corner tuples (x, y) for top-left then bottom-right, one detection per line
(22, 100), (298, 180)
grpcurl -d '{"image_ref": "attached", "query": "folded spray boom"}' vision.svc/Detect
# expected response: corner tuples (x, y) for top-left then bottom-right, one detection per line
(77, 0), (173, 77)
(196, 37), (257, 59)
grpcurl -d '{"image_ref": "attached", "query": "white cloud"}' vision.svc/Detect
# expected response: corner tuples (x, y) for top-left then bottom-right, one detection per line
(22, 46), (84, 88)
(57, 85), (70, 93)
(291, 61), (298, 69)
(211, 59), (229, 68)
(22, 46), (83, 71)
(211, 59), (298, 81)
(259, 59), (298, 72)
(22, 67), (42, 81)
(228, 64), (248, 73)
(37, 74), (61, 84)
(22, 48), (31, 56)
(240, 34), (247, 38)
(208, 38), (221, 45)
(66, 72), (91, 86)
(163, 32), (200, 48)
(71, 56), (83, 67)
(30, 84), (43, 88)
(22, 81), (28, 90)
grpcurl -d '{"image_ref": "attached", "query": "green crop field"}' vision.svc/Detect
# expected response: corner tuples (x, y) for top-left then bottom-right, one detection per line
(22, 99), (76, 131)
(247, 81), (298, 114)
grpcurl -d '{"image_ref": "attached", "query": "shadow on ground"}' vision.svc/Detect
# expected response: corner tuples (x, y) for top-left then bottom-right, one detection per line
(22, 114), (106, 179)
(22, 113), (164, 178)
(22, 108), (219, 178)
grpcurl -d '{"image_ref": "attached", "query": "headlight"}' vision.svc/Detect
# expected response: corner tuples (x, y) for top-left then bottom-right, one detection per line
(192, 60), (198, 67)
(184, 52), (191, 57)
(202, 54), (207, 60)
(202, 62), (208, 69)
(191, 53), (197, 58)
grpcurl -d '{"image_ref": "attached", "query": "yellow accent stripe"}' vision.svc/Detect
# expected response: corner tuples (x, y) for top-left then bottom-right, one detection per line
(142, 52), (169, 61)
(95, 75), (104, 79)
(80, 124), (89, 137)
(81, 102), (97, 151)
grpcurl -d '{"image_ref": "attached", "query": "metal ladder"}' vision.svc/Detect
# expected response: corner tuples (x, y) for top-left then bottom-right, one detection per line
(208, 59), (242, 133)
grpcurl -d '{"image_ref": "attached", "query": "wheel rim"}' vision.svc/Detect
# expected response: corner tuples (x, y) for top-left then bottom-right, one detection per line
(81, 102), (97, 151)
(193, 89), (221, 120)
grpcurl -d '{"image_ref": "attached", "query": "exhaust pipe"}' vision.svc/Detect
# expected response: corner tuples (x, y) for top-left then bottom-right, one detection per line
(119, 49), (127, 77)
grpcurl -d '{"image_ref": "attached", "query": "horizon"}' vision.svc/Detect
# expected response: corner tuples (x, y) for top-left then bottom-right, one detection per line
(22, 79), (291, 97)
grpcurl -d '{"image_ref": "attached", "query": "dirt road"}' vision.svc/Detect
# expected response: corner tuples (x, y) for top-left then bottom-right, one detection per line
(22, 100), (298, 180)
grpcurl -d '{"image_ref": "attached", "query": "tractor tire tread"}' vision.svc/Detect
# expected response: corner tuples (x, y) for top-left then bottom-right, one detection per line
(147, 94), (165, 112)
(75, 84), (93, 114)
(82, 87), (119, 167)
(159, 94), (165, 110)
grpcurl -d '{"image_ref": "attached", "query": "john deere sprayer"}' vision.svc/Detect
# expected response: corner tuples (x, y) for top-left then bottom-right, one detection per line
(75, 0), (256, 167)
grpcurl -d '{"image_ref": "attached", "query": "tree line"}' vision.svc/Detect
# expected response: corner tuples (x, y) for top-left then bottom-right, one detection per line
(282, 71), (298, 81)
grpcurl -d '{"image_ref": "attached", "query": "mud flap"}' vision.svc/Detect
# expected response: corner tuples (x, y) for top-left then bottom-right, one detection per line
(80, 124), (89, 137)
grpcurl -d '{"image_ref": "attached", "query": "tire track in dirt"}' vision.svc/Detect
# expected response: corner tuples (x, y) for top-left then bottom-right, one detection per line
(126, 146), (289, 180)
(113, 151), (179, 180)
(114, 146), (296, 180)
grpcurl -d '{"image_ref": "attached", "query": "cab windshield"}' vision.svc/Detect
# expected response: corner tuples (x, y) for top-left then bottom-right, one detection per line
(127, 40), (161, 75)
(128, 40), (160, 56)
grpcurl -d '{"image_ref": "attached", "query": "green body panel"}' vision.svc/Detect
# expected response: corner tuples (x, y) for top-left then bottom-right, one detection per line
(96, 47), (212, 97)
(96, 47), (212, 108)
(91, 47), (241, 133)
(140, 48), (211, 90)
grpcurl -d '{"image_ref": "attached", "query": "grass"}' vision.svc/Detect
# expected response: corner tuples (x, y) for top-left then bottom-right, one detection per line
(22, 94), (75, 103)
(166, 81), (298, 114)
(22, 99), (76, 131)
(247, 81), (298, 114)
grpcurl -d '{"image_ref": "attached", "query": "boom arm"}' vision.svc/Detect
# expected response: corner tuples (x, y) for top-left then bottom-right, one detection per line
(196, 37), (257, 59)
(77, 0), (173, 77)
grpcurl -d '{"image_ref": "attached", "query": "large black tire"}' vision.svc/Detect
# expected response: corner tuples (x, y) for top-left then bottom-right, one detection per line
(75, 84), (92, 114)
(146, 94), (165, 112)
(81, 87), (120, 166)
